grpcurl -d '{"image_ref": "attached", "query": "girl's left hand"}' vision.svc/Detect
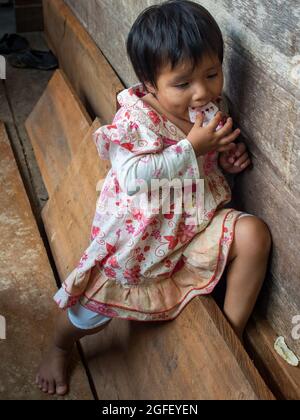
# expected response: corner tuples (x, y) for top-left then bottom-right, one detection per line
(218, 142), (252, 174)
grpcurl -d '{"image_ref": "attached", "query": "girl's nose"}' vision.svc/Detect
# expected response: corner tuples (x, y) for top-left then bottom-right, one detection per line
(192, 84), (209, 104)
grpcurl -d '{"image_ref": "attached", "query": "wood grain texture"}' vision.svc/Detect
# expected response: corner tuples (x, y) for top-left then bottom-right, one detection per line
(25, 69), (92, 197)
(42, 0), (124, 124)
(234, 154), (300, 356)
(65, 0), (300, 94)
(245, 314), (300, 400)
(0, 122), (93, 400)
(42, 119), (111, 281)
(82, 296), (274, 400)
(41, 0), (300, 399)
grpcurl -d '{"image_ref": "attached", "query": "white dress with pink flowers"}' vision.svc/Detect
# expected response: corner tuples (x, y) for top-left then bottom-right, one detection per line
(53, 83), (250, 322)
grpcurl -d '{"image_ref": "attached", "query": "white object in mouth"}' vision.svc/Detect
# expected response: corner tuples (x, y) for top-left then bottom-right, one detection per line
(188, 101), (219, 125)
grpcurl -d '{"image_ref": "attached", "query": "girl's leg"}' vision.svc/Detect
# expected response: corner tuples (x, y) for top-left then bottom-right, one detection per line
(36, 309), (112, 396)
(223, 216), (272, 341)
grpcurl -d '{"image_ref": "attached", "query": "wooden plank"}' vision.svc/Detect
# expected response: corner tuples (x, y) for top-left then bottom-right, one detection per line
(42, 0), (124, 123)
(245, 314), (300, 400)
(234, 152), (300, 357)
(0, 122), (93, 400)
(25, 69), (92, 197)
(224, 42), (300, 359)
(220, 0), (299, 61)
(42, 119), (111, 280)
(81, 295), (274, 400)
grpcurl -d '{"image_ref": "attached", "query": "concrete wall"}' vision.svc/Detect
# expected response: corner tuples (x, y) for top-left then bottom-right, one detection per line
(64, 0), (300, 354)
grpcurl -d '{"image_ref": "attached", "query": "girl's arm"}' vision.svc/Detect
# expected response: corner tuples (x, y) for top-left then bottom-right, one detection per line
(109, 137), (199, 196)
(93, 116), (200, 197)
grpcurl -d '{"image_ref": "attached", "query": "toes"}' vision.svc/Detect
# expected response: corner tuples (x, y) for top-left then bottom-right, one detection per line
(36, 374), (45, 390)
(42, 380), (49, 393)
(48, 380), (55, 395)
(35, 374), (40, 386)
(56, 381), (68, 396)
(38, 378), (44, 390)
(36, 375), (56, 396)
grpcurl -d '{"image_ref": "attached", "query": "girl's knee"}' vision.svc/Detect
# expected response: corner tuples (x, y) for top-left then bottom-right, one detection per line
(236, 216), (272, 255)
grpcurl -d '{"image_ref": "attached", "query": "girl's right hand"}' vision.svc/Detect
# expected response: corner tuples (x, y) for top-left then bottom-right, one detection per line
(186, 111), (241, 157)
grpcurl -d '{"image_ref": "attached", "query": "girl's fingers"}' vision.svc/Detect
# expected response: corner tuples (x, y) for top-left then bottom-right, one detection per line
(239, 158), (251, 169)
(214, 115), (234, 137)
(235, 142), (246, 155)
(218, 129), (241, 146)
(233, 154), (250, 167)
(218, 143), (236, 153)
(195, 113), (204, 127)
(207, 111), (223, 130)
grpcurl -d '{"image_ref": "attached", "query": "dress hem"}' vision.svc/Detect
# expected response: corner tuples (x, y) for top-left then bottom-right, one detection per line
(75, 208), (244, 321)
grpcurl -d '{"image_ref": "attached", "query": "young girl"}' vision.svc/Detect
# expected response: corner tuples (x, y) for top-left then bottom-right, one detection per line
(36, 0), (272, 396)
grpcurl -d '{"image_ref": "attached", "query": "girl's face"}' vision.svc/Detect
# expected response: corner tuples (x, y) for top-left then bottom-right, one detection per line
(145, 53), (224, 122)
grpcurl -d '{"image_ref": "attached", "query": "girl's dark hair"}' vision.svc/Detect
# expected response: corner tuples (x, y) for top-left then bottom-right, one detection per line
(127, 0), (224, 89)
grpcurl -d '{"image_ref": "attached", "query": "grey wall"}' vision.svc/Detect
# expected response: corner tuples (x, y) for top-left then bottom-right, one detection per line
(65, 0), (300, 354)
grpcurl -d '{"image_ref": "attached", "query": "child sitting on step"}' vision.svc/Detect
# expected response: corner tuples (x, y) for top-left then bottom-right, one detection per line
(36, 0), (271, 396)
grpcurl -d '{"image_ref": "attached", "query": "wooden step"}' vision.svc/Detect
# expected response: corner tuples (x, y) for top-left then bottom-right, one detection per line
(81, 296), (275, 400)
(42, 119), (111, 280)
(43, 0), (124, 123)
(0, 122), (93, 400)
(245, 314), (300, 400)
(25, 69), (92, 197)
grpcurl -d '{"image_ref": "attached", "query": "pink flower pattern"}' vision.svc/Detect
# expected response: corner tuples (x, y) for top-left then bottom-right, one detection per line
(54, 82), (234, 314)
(124, 265), (141, 284)
(177, 221), (196, 244)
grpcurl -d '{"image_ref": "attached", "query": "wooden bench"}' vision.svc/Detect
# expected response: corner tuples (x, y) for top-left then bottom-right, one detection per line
(42, 119), (111, 280)
(41, 0), (300, 400)
(245, 314), (300, 400)
(43, 0), (123, 123)
(22, 3), (278, 398)
(25, 69), (92, 197)
(0, 122), (93, 400)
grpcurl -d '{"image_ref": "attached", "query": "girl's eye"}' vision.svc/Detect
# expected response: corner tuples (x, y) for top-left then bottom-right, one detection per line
(176, 82), (189, 89)
(208, 74), (218, 79)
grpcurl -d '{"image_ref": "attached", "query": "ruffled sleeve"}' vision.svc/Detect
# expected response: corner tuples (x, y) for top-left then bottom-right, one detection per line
(92, 110), (164, 160)
(92, 109), (200, 197)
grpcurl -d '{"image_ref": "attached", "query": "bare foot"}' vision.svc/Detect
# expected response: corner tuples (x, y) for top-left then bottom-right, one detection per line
(36, 344), (71, 396)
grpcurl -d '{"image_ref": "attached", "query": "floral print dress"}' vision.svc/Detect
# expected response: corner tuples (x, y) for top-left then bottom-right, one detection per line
(53, 83), (247, 322)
